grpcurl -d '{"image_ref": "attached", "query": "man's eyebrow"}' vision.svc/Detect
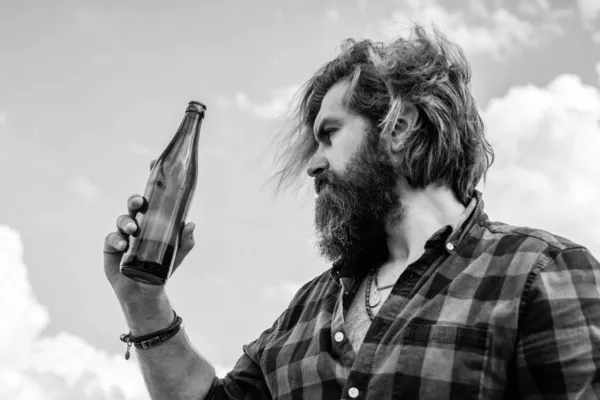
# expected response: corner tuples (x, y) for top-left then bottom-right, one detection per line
(313, 116), (341, 137)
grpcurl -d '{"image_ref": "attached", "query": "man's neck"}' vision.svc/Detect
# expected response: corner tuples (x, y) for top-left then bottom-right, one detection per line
(385, 184), (466, 267)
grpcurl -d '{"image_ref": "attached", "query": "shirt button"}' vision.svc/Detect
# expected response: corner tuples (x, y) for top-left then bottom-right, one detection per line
(446, 242), (455, 251)
(334, 331), (345, 342)
(348, 387), (359, 398)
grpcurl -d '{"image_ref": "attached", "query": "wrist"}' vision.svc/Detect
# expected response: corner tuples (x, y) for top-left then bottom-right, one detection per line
(119, 309), (182, 360)
(119, 292), (174, 336)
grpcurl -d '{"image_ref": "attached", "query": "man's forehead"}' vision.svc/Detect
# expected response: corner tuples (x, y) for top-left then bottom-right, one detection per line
(314, 81), (351, 130)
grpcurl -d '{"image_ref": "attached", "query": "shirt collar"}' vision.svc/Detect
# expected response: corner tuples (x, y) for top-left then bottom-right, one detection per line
(329, 190), (485, 293)
(444, 189), (482, 250)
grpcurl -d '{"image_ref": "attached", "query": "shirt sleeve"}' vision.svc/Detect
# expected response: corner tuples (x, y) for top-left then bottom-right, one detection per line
(515, 246), (600, 399)
(203, 314), (283, 400)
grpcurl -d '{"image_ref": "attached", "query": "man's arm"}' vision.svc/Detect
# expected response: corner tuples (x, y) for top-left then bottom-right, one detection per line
(120, 292), (216, 400)
(515, 247), (600, 399)
(122, 291), (279, 400)
(106, 192), (272, 399)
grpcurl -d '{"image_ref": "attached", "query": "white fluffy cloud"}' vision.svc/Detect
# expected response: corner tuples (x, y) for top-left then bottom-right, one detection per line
(0, 224), (232, 400)
(378, 0), (565, 59)
(0, 225), (150, 400)
(235, 84), (301, 120)
(482, 74), (600, 255)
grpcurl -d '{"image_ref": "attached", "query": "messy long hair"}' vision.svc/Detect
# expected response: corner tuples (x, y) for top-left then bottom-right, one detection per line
(272, 24), (494, 205)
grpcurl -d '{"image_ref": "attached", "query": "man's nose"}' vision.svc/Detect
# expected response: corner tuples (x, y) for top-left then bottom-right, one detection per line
(307, 157), (329, 177)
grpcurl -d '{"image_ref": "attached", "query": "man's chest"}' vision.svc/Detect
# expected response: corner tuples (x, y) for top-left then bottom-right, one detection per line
(345, 277), (391, 352)
(262, 255), (531, 399)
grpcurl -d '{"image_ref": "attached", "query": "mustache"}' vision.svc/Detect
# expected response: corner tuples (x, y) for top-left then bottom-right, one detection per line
(314, 174), (330, 194)
(314, 170), (356, 195)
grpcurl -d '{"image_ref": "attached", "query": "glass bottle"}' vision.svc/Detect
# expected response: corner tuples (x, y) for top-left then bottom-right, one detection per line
(120, 101), (206, 286)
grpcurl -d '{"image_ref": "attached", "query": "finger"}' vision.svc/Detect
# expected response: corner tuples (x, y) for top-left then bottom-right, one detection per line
(179, 222), (196, 251)
(172, 222), (195, 273)
(103, 231), (129, 254)
(127, 194), (147, 216)
(117, 214), (139, 237)
(150, 159), (157, 171)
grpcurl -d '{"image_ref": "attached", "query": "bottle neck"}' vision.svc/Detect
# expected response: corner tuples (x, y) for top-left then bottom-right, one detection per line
(160, 111), (204, 166)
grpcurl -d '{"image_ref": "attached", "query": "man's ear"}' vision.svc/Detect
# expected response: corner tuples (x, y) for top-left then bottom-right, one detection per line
(387, 102), (418, 153)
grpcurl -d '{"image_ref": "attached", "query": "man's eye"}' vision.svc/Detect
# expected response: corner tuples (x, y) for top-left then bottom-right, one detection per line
(324, 128), (336, 138)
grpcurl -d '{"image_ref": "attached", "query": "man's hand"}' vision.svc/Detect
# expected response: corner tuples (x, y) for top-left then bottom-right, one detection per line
(103, 159), (196, 304)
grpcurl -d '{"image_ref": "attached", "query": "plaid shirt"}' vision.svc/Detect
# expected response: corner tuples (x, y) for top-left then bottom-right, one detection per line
(206, 191), (600, 399)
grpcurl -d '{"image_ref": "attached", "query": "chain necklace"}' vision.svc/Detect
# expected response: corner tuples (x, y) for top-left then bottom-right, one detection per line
(365, 268), (395, 321)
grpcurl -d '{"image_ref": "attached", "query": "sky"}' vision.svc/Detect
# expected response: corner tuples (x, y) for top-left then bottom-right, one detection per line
(0, 0), (599, 398)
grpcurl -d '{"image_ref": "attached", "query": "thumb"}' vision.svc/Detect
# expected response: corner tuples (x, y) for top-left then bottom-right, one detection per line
(173, 222), (195, 272)
(179, 222), (196, 252)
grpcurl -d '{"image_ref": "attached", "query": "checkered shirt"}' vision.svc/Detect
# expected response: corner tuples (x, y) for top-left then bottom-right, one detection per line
(205, 191), (600, 399)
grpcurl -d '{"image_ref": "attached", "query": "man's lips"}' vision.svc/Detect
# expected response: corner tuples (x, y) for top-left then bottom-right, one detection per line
(315, 183), (328, 196)
(314, 185), (332, 201)
(314, 177), (328, 195)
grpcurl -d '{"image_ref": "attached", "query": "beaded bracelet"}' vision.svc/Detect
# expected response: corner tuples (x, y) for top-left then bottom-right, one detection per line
(119, 310), (183, 360)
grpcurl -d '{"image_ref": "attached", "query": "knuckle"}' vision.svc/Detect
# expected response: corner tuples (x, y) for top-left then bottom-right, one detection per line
(137, 197), (148, 214)
(116, 214), (131, 228)
(127, 194), (141, 208)
(105, 232), (120, 248)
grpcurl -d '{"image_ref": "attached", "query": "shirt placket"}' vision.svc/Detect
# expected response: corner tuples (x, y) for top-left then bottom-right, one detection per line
(333, 287), (376, 400)
(338, 249), (448, 399)
(331, 289), (356, 368)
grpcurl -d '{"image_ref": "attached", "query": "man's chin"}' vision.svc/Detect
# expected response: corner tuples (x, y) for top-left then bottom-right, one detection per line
(316, 241), (342, 263)
(314, 229), (341, 259)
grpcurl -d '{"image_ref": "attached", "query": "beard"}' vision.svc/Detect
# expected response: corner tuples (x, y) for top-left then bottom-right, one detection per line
(314, 132), (405, 268)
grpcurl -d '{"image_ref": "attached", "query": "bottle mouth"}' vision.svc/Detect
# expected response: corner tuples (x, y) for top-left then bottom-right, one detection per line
(188, 101), (207, 112)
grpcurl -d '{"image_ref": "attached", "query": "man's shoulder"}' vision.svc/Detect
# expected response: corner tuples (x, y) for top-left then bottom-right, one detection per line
(285, 268), (338, 307)
(478, 217), (587, 256)
(463, 217), (597, 288)
(268, 269), (337, 334)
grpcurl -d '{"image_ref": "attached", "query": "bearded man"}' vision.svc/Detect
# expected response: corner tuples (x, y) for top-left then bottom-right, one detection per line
(103, 25), (600, 399)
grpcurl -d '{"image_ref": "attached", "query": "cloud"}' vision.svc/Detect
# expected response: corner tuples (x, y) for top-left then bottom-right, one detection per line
(0, 111), (6, 127)
(596, 62), (600, 83)
(0, 225), (152, 399)
(576, 0), (600, 29)
(326, 8), (339, 22)
(71, 176), (101, 199)
(576, 0), (600, 40)
(482, 74), (600, 255)
(516, 0), (551, 16)
(235, 84), (301, 120)
(0, 226), (50, 378)
(378, 0), (565, 59)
